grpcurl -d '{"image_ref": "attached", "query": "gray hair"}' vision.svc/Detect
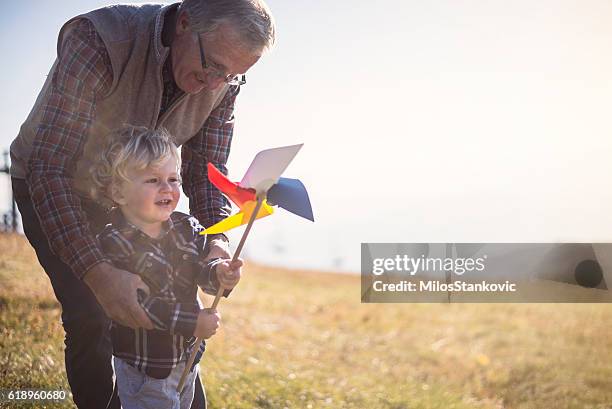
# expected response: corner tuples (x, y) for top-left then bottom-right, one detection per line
(89, 126), (181, 208)
(180, 0), (276, 53)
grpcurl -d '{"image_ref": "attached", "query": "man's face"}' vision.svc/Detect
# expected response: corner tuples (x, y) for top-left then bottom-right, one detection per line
(171, 13), (262, 94)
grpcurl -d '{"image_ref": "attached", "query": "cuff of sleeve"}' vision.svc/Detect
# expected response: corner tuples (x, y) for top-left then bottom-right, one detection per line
(170, 303), (200, 338)
(203, 234), (230, 259)
(198, 258), (232, 298)
(60, 235), (110, 280)
(207, 233), (229, 243)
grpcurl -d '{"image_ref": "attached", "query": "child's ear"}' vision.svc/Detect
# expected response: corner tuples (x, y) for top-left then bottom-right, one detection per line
(109, 183), (127, 206)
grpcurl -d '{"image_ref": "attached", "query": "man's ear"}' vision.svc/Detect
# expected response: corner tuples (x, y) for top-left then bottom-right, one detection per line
(109, 183), (127, 206)
(176, 9), (191, 36)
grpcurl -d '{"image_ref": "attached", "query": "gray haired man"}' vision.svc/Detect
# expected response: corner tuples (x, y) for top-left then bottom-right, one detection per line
(10, 1), (275, 408)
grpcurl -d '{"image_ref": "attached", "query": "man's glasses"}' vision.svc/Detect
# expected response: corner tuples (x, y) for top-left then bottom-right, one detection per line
(197, 34), (246, 86)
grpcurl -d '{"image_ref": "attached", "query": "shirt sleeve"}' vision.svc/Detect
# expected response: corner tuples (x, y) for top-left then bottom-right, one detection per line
(180, 85), (240, 228)
(196, 257), (231, 297)
(27, 19), (113, 279)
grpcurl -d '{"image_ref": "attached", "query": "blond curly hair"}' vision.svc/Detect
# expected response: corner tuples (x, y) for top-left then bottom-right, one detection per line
(89, 126), (181, 208)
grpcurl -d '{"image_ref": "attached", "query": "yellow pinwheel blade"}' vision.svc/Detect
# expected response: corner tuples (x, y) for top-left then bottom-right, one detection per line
(201, 200), (274, 234)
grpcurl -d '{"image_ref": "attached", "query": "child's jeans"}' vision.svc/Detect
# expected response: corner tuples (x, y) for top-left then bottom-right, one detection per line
(113, 357), (198, 409)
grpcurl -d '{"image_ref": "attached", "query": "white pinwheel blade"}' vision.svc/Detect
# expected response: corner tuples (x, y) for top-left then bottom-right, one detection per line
(239, 144), (303, 193)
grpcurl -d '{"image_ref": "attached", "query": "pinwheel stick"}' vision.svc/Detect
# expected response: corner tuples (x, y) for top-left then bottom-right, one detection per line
(177, 194), (265, 392)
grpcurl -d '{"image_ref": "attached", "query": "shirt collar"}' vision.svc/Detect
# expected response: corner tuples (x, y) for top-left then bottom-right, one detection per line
(110, 208), (174, 241)
(153, 2), (180, 62)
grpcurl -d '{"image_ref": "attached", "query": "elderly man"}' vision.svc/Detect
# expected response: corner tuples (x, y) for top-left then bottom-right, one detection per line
(10, 1), (275, 408)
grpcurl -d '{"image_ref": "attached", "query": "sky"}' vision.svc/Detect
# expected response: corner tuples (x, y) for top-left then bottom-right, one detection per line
(1, 0), (612, 273)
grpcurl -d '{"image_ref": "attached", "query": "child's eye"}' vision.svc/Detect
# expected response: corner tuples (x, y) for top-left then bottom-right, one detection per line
(169, 177), (181, 184)
(145, 178), (158, 184)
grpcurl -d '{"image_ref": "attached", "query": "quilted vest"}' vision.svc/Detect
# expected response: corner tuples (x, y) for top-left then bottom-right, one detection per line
(10, 3), (229, 196)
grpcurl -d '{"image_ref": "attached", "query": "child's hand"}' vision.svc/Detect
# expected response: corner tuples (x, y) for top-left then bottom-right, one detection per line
(216, 258), (243, 290)
(193, 308), (221, 339)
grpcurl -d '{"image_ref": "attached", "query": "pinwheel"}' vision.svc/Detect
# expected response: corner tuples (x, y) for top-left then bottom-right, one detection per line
(178, 144), (314, 391)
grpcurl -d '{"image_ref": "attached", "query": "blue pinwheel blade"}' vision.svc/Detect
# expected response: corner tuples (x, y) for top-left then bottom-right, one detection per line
(267, 177), (314, 222)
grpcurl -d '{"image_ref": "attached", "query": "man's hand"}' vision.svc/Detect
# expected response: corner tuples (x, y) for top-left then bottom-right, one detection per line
(83, 262), (154, 330)
(193, 308), (221, 339)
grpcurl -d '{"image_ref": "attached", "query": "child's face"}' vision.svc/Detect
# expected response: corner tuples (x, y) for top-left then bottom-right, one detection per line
(112, 155), (181, 236)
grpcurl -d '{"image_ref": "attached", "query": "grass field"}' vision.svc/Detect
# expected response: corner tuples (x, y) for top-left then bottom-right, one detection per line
(1, 233), (612, 408)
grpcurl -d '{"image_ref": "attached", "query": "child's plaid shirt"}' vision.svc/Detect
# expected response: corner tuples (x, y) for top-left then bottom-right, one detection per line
(98, 209), (229, 379)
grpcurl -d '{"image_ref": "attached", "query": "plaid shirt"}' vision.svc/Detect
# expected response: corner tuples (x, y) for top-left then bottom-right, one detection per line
(26, 18), (238, 279)
(98, 210), (226, 379)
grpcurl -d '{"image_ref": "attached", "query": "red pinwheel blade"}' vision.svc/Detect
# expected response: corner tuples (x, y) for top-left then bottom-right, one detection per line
(208, 163), (255, 208)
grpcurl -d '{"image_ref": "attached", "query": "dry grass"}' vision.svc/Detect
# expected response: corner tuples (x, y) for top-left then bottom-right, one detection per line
(1, 233), (612, 408)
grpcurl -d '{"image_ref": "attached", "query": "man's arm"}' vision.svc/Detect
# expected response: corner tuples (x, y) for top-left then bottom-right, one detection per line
(27, 19), (112, 277)
(27, 19), (152, 329)
(181, 85), (240, 246)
